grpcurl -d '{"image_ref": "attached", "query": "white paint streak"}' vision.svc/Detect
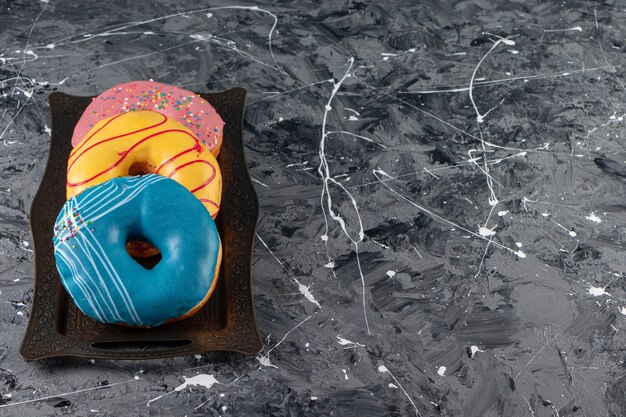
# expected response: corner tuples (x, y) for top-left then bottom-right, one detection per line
(0, 379), (139, 409)
(251, 177), (270, 188)
(544, 26), (583, 32)
(317, 58), (371, 334)
(378, 365), (421, 416)
(257, 315), (312, 368)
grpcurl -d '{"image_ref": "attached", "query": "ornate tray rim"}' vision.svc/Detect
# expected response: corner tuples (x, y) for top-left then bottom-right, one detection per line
(20, 87), (263, 361)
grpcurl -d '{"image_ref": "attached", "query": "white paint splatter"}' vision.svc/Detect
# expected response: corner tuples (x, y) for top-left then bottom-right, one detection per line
(470, 345), (484, 357)
(478, 226), (496, 237)
(176, 375), (220, 391)
(297, 282), (321, 307)
(286, 161), (308, 168)
(588, 286), (610, 297)
(147, 375), (219, 406)
(337, 335), (365, 349)
(586, 212), (602, 223)
(256, 355), (277, 368)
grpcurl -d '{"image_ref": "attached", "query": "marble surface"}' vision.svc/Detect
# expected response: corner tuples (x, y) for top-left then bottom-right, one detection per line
(1, 0), (626, 416)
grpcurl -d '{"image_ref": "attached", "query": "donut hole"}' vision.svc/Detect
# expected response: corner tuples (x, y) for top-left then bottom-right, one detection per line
(125, 239), (162, 269)
(128, 161), (157, 176)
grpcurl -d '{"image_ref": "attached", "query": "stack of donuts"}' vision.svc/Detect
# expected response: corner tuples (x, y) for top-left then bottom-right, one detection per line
(53, 81), (225, 327)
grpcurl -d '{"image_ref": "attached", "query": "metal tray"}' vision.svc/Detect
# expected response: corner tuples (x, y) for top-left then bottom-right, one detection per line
(20, 88), (263, 360)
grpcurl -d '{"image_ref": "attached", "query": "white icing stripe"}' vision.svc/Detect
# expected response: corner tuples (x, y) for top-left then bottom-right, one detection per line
(56, 248), (108, 322)
(72, 232), (123, 321)
(80, 225), (142, 323)
(59, 238), (121, 321)
(86, 176), (167, 223)
(55, 194), (121, 322)
(55, 250), (104, 321)
(78, 181), (121, 217)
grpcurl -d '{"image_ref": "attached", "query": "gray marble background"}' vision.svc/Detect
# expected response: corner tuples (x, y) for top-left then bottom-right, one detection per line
(2, 0), (626, 416)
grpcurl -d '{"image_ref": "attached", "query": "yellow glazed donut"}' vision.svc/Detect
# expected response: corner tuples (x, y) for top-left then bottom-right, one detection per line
(67, 110), (222, 218)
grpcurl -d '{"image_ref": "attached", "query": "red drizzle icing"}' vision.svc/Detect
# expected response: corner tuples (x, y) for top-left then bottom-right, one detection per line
(67, 112), (220, 212)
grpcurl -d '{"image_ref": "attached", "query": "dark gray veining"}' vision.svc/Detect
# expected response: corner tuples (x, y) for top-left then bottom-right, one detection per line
(2, 0), (626, 416)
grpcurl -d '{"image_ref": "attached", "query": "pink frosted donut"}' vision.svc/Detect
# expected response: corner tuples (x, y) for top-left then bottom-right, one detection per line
(71, 81), (225, 156)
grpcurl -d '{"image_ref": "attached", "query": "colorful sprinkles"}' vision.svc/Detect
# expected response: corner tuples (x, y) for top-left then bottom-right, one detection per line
(91, 83), (222, 148)
(54, 208), (95, 246)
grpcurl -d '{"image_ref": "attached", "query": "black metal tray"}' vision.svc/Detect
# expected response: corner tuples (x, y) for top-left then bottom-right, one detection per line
(20, 88), (263, 360)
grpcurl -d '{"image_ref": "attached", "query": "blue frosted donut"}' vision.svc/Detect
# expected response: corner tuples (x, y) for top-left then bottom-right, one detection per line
(53, 174), (221, 327)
